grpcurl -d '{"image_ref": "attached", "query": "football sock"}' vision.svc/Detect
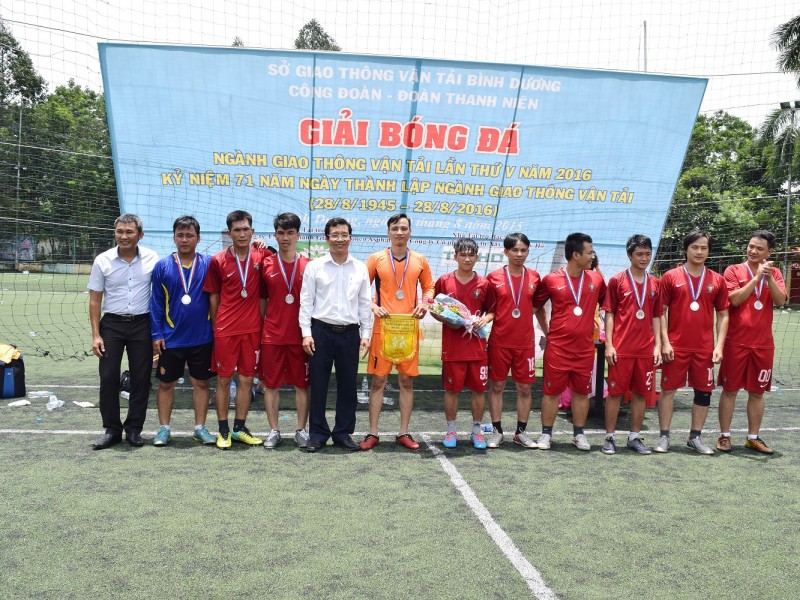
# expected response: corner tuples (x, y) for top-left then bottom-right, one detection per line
(721, 432), (731, 437)
(218, 420), (230, 434)
(447, 419), (456, 433)
(660, 429), (670, 438)
(516, 421), (527, 433)
(747, 434), (758, 440)
(689, 429), (701, 439)
(542, 426), (553, 435)
(233, 419), (246, 432)
(573, 426), (585, 436)
(194, 424), (203, 430)
(472, 422), (482, 434)
(628, 432), (639, 442)
(492, 421), (503, 434)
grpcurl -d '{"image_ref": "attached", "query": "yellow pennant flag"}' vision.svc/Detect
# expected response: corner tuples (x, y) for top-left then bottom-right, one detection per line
(380, 314), (418, 364)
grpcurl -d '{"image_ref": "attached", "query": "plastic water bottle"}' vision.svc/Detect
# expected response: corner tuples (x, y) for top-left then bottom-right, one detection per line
(361, 376), (369, 395)
(229, 379), (237, 406)
(46, 394), (64, 411)
(177, 377), (185, 384)
(28, 391), (52, 398)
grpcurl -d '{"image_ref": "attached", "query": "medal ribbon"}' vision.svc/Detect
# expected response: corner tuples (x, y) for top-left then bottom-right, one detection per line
(233, 246), (251, 294)
(388, 248), (410, 292)
(682, 265), (705, 304)
(625, 268), (647, 313)
(745, 263), (764, 303)
(277, 255), (299, 296)
(173, 252), (197, 297)
(504, 266), (525, 313)
(563, 268), (584, 309)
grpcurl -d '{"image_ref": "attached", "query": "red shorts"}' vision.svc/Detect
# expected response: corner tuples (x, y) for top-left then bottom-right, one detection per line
(212, 331), (260, 377)
(542, 350), (593, 396)
(608, 357), (655, 396)
(443, 360), (488, 393)
(660, 350), (714, 391)
(260, 344), (309, 389)
(718, 345), (774, 393)
(488, 345), (536, 384)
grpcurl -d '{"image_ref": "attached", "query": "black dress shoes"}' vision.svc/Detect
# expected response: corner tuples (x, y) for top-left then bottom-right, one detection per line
(306, 438), (325, 452)
(93, 431), (122, 450)
(126, 431), (145, 447)
(332, 435), (359, 450)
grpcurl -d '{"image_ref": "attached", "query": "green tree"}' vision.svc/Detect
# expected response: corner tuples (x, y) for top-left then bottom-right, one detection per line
(772, 14), (800, 86)
(232, 36), (244, 47)
(294, 19), (341, 51)
(0, 20), (46, 107)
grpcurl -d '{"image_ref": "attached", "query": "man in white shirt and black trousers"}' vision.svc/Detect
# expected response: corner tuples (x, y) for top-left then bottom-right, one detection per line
(88, 214), (159, 449)
(300, 217), (373, 452)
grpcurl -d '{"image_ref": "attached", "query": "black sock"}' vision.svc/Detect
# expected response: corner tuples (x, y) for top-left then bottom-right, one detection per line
(542, 426), (553, 435)
(689, 429), (701, 439)
(492, 421), (503, 434)
(660, 429), (670, 438)
(573, 426), (585, 436)
(516, 421), (527, 434)
(233, 419), (246, 432)
(218, 420), (229, 435)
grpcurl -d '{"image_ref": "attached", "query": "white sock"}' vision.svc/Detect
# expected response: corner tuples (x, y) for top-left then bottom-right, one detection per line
(628, 432), (639, 442)
(748, 434), (758, 440)
(194, 424), (203, 430)
(472, 422), (482, 435)
(721, 432), (731, 438)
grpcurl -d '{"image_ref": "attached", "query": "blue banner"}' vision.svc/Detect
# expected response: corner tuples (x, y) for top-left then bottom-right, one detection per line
(99, 43), (705, 277)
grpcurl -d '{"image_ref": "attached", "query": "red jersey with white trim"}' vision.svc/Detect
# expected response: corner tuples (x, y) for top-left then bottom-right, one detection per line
(203, 246), (269, 337)
(602, 271), (662, 358)
(533, 269), (606, 359)
(485, 267), (540, 349)
(435, 272), (491, 361)
(724, 263), (785, 349)
(261, 253), (310, 346)
(660, 266), (729, 352)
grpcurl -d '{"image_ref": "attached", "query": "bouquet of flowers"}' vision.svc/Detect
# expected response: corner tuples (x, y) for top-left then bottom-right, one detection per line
(427, 293), (492, 339)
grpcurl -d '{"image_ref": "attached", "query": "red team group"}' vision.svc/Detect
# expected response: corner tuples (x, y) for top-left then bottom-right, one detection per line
(87, 210), (786, 455)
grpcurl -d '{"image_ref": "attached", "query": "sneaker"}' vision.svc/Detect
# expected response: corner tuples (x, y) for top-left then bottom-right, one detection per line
(536, 433), (552, 450)
(486, 428), (504, 448)
(192, 425), (216, 445)
(153, 426), (171, 446)
(230, 427), (263, 445)
(744, 437), (774, 454)
(470, 432), (487, 449)
(216, 431), (232, 449)
(263, 430), (281, 449)
(443, 431), (457, 448)
(716, 435), (732, 453)
(573, 433), (591, 451)
(601, 435), (616, 455)
(395, 433), (420, 450)
(687, 436), (714, 455)
(359, 434), (380, 451)
(626, 437), (652, 455)
(653, 435), (670, 453)
(513, 431), (538, 449)
(294, 428), (310, 448)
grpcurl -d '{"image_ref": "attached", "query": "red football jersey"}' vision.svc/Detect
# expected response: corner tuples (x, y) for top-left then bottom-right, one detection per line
(261, 254), (310, 346)
(203, 246), (269, 337)
(485, 267), (541, 350)
(533, 269), (606, 359)
(724, 263), (785, 349)
(602, 270), (662, 358)
(435, 272), (491, 361)
(660, 266), (729, 352)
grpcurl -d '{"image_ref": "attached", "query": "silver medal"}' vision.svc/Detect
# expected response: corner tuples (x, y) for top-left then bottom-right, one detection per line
(241, 289), (248, 299)
(754, 300), (763, 310)
(181, 294), (192, 305)
(285, 294), (295, 304)
(689, 301), (699, 312)
(512, 308), (521, 319)
(395, 290), (405, 300)
(573, 306), (583, 316)
(635, 309), (645, 320)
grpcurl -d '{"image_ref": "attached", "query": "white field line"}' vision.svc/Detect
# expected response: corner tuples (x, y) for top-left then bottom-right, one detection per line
(421, 433), (558, 600)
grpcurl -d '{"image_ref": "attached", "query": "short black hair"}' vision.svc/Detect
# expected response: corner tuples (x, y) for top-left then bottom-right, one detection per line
(226, 210), (253, 231)
(751, 230), (776, 249)
(504, 232), (530, 250)
(387, 213), (411, 228)
(564, 232), (592, 260)
(625, 234), (652, 256)
(683, 229), (711, 253)
(454, 238), (478, 255)
(325, 217), (352, 237)
(173, 215), (200, 235)
(274, 212), (301, 232)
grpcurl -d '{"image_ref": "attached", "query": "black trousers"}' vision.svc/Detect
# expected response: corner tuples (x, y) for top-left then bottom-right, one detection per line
(308, 321), (359, 442)
(98, 314), (151, 434)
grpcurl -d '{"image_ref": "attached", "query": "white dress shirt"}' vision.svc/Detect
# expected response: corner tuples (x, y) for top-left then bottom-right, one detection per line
(87, 246), (159, 315)
(299, 252), (373, 339)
